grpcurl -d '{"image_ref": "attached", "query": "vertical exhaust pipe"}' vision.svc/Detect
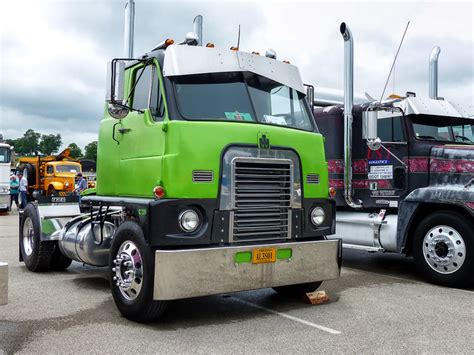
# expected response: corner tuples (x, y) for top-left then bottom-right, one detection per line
(124, 0), (135, 57)
(193, 15), (203, 46)
(340, 22), (362, 208)
(429, 46), (441, 99)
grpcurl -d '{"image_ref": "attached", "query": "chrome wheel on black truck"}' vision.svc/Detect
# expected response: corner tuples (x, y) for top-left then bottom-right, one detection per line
(109, 221), (167, 322)
(413, 211), (474, 288)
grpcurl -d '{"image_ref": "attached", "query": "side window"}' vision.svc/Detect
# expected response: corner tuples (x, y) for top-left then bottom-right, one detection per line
(132, 65), (153, 110)
(378, 118), (392, 142)
(47, 166), (53, 174)
(392, 117), (405, 142)
(149, 66), (165, 121)
(378, 116), (405, 142)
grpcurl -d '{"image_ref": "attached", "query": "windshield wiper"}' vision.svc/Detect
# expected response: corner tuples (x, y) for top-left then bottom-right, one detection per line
(417, 135), (436, 140)
(455, 135), (473, 143)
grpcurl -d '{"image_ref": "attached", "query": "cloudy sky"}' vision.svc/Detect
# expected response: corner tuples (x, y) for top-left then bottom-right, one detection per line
(1, 0), (472, 150)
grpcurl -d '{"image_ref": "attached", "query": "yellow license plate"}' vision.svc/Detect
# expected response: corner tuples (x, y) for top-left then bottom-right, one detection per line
(252, 247), (276, 264)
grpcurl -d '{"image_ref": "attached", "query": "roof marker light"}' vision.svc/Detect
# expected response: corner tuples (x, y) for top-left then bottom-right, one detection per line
(206, 43), (215, 48)
(265, 49), (276, 59)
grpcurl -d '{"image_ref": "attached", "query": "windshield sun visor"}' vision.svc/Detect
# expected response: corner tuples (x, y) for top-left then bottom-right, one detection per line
(162, 45), (305, 93)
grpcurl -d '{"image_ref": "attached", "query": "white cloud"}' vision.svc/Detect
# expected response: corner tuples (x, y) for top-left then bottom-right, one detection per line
(0, 0), (473, 150)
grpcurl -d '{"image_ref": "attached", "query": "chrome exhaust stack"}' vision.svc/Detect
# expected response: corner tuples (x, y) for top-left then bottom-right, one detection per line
(340, 22), (362, 208)
(429, 46), (441, 99)
(193, 15), (203, 46)
(124, 0), (135, 57)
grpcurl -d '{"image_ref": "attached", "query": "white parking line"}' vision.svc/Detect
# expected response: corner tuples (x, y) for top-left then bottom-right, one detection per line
(231, 297), (341, 335)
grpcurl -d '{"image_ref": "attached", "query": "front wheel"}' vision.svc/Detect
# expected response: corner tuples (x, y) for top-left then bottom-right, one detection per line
(109, 221), (167, 322)
(20, 204), (55, 272)
(413, 211), (474, 288)
(273, 282), (323, 297)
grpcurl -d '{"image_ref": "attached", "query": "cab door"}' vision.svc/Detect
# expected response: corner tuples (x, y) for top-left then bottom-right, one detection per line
(117, 60), (168, 197)
(366, 112), (408, 207)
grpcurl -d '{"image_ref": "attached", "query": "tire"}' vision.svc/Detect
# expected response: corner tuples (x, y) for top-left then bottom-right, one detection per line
(109, 221), (167, 322)
(413, 211), (474, 288)
(48, 187), (58, 196)
(273, 281), (323, 297)
(23, 163), (36, 187)
(20, 203), (55, 272)
(50, 245), (73, 271)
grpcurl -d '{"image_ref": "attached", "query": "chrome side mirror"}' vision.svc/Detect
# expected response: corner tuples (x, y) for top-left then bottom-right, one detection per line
(106, 60), (129, 119)
(363, 110), (381, 151)
(305, 84), (315, 113)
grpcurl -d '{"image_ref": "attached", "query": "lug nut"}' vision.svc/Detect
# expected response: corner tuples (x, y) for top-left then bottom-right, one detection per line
(113, 276), (117, 281)
(124, 261), (132, 267)
(112, 267), (116, 272)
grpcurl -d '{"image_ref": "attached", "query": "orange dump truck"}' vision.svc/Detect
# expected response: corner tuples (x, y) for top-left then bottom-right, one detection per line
(17, 148), (82, 198)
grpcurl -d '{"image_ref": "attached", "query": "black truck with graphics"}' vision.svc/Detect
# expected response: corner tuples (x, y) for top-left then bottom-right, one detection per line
(312, 23), (473, 287)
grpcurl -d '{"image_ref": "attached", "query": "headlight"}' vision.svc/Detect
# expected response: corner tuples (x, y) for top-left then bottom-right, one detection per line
(310, 207), (325, 226)
(65, 181), (70, 187)
(179, 209), (200, 233)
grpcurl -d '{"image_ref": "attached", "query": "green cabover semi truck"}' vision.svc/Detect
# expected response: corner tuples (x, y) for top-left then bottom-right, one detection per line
(19, 31), (341, 321)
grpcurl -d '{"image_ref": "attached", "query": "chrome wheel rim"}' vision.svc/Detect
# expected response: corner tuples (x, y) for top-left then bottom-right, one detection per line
(112, 241), (144, 301)
(22, 217), (34, 256)
(422, 225), (466, 274)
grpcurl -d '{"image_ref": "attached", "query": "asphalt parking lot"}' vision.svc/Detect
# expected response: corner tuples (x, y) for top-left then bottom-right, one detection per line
(1, 210), (473, 354)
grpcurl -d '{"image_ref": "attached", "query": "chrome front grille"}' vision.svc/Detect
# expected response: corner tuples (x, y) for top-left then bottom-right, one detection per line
(230, 157), (293, 242)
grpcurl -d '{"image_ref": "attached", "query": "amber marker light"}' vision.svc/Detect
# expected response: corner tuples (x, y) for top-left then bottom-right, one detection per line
(206, 43), (215, 48)
(329, 187), (336, 198)
(283, 60), (291, 64)
(153, 186), (165, 199)
(252, 51), (260, 55)
(230, 46), (239, 51)
(165, 38), (174, 46)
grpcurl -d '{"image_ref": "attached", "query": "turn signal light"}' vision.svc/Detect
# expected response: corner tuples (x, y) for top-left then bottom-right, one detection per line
(165, 38), (174, 46)
(283, 60), (290, 64)
(230, 46), (239, 51)
(252, 51), (260, 55)
(153, 186), (165, 199)
(329, 187), (336, 198)
(206, 43), (215, 48)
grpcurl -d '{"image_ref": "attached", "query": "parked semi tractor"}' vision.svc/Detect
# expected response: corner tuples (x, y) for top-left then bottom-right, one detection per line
(0, 134), (13, 212)
(19, 17), (341, 321)
(314, 23), (473, 287)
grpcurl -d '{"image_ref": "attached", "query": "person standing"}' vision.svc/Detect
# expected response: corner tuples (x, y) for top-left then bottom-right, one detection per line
(74, 173), (88, 201)
(9, 175), (19, 211)
(18, 172), (28, 209)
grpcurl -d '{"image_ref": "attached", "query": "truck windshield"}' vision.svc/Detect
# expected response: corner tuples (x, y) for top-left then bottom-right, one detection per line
(0, 147), (11, 163)
(55, 165), (81, 173)
(173, 72), (315, 132)
(412, 118), (474, 144)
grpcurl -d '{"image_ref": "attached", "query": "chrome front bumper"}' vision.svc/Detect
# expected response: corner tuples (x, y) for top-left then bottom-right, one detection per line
(153, 239), (342, 300)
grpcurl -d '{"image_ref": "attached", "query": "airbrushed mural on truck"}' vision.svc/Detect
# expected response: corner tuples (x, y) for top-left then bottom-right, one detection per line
(313, 23), (473, 288)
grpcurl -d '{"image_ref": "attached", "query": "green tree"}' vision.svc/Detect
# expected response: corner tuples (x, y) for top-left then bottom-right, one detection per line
(84, 141), (98, 161)
(39, 134), (62, 155)
(14, 129), (41, 155)
(67, 143), (83, 159)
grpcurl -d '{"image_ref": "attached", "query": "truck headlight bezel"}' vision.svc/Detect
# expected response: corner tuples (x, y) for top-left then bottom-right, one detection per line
(178, 209), (200, 233)
(310, 207), (325, 226)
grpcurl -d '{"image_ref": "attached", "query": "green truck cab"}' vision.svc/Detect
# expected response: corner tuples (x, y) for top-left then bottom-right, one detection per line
(19, 40), (341, 322)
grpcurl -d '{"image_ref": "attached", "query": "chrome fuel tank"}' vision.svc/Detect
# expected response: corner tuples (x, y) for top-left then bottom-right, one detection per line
(59, 219), (116, 267)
